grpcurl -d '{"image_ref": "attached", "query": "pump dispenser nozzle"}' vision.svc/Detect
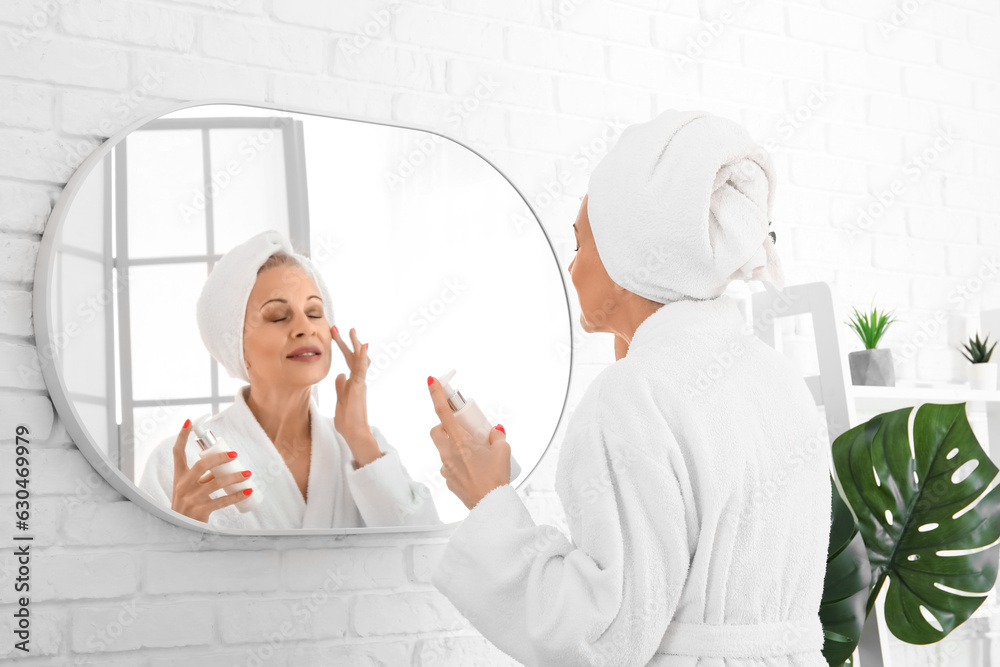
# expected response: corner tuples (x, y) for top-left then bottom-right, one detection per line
(191, 415), (217, 452)
(438, 369), (467, 411)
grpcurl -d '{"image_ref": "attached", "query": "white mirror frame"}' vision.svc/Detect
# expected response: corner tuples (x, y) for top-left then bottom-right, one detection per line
(34, 98), (576, 536)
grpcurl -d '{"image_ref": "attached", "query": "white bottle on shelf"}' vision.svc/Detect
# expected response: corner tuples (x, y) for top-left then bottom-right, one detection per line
(437, 369), (521, 482)
(191, 415), (261, 513)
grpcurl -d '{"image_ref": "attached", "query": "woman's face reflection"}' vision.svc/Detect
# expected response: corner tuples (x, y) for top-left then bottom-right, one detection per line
(242, 264), (333, 389)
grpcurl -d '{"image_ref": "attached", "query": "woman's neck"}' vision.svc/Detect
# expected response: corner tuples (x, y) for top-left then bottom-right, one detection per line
(613, 298), (664, 361)
(244, 384), (312, 446)
(614, 335), (629, 360)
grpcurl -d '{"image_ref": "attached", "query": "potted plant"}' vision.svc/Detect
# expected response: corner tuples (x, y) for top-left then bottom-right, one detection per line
(844, 300), (898, 387)
(958, 332), (998, 391)
(819, 402), (1000, 665)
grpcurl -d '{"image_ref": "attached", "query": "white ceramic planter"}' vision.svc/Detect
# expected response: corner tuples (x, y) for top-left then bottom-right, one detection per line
(968, 363), (998, 391)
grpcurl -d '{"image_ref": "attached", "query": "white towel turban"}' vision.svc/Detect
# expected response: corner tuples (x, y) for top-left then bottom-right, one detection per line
(195, 229), (334, 383)
(587, 109), (785, 304)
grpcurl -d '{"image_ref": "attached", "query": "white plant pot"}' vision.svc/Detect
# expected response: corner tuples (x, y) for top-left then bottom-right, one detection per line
(968, 363), (998, 391)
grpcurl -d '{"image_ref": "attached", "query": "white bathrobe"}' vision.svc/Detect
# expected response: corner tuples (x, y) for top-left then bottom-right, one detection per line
(431, 294), (833, 666)
(139, 384), (442, 529)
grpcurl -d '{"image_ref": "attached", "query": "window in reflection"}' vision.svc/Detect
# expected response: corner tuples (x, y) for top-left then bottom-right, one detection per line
(111, 117), (305, 482)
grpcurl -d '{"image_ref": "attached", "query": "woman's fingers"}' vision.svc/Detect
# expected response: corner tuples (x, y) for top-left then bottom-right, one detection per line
(356, 331), (370, 376)
(428, 423), (450, 454)
(188, 449), (237, 481)
(334, 373), (348, 406)
(332, 325), (369, 372)
(333, 325), (363, 354)
(426, 377), (469, 442)
(170, 432), (255, 521)
(210, 487), (254, 512)
(200, 467), (251, 495)
(330, 324), (352, 358)
(347, 327), (369, 371)
(171, 420), (193, 479)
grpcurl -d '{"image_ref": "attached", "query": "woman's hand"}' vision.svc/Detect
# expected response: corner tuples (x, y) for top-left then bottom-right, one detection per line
(426, 375), (511, 510)
(170, 420), (253, 523)
(331, 326), (382, 466)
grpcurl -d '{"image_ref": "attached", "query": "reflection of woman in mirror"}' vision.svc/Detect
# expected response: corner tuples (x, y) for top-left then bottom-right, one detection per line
(424, 111), (832, 663)
(138, 230), (441, 529)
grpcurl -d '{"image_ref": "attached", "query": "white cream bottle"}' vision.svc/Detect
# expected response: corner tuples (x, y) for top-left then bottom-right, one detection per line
(437, 369), (521, 482)
(191, 415), (262, 513)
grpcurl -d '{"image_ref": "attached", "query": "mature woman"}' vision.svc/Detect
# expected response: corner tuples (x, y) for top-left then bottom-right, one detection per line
(139, 230), (441, 529)
(425, 110), (833, 665)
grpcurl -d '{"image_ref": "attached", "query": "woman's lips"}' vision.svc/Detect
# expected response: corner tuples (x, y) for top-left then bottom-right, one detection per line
(287, 346), (322, 362)
(287, 352), (321, 362)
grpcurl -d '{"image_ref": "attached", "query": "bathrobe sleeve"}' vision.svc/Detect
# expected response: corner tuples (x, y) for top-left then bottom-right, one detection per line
(429, 386), (692, 667)
(343, 426), (443, 526)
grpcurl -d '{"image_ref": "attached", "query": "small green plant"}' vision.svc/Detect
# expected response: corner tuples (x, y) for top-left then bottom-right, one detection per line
(958, 332), (997, 364)
(844, 299), (898, 350)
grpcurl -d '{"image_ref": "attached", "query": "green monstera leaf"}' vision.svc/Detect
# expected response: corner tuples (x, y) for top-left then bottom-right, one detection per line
(831, 402), (1000, 645)
(820, 475), (872, 665)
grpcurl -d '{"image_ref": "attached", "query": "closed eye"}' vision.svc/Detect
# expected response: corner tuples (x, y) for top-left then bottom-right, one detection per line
(271, 315), (323, 322)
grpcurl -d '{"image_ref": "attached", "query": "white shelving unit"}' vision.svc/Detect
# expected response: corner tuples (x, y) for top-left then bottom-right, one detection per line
(850, 381), (1000, 458)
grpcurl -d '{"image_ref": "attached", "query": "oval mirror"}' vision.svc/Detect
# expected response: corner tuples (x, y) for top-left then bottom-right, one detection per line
(34, 100), (573, 535)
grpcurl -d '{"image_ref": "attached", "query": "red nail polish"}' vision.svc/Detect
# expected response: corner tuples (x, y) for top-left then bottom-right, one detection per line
(333, 325), (338, 335)
(183, 418), (191, 429)
(228, 451), (237, 458)
(243, 488), (253, 496)
(364, 342), (368, 350)
(427, 376), (434, 386)
(242, 470), (251, 477)
(496, 424), (505, 434)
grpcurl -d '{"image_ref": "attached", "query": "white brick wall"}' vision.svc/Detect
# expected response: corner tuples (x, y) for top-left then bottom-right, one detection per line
(1, 1), (998, 664)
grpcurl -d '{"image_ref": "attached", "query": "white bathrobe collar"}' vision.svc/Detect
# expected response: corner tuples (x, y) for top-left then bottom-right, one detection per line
(626, 293), (746, 357)
(204, 384), (362, 529)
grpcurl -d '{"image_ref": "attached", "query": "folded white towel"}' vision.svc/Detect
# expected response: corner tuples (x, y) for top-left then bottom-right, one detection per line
(195, 229), (335, 382)
(587, 109), (785, 304)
